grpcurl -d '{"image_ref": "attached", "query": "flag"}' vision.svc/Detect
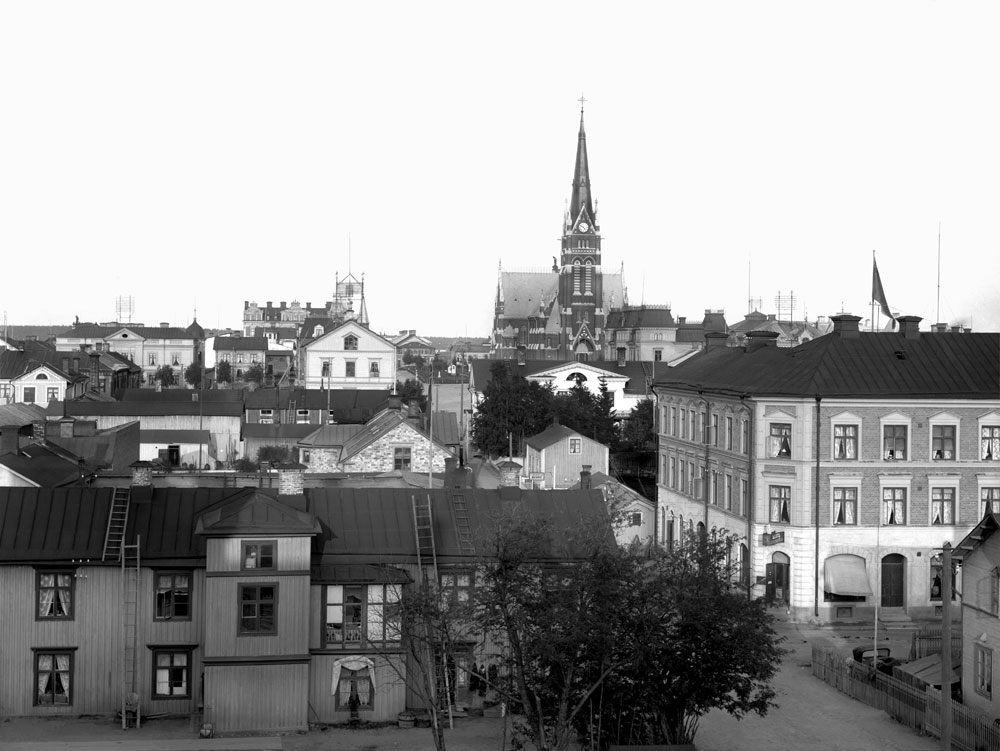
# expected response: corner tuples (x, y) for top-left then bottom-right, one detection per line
(872, 259), (896, 329)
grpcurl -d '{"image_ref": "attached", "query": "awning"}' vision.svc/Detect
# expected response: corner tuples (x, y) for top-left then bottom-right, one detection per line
(824, 555), (873, 596)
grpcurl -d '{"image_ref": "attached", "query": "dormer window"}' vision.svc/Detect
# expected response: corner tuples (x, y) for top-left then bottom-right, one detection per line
(313, 325), (325, 338)
(344, 335), (358, 351)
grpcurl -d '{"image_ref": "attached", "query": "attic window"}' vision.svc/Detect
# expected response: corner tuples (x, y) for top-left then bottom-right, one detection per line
(894, 350), (907, 360)
(36, 373), (49, 380)
(567, 372), (587, 383)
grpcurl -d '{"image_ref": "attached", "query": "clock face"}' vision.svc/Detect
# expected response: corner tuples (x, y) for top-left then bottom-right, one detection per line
(578, 222), (589, 232)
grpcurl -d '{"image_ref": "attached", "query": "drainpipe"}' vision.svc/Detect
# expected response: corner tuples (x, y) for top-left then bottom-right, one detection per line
(742, 396), (755, 602)
(700, 394), (711, 536)
(814, 396), (822, 619)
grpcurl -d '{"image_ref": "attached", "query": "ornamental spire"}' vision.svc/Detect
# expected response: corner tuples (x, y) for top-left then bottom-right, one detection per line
(569, 96), (595, 229)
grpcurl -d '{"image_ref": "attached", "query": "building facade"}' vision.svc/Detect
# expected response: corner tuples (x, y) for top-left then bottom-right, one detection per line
(299, 320), (396, 392)
(654, 316), (1000, 623)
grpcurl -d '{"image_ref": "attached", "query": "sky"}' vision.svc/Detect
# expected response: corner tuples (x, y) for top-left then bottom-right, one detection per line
(2, 2), (999, 338)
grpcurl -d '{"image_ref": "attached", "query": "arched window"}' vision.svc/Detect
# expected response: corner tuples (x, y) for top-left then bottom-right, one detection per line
(584, 259), (593, 295)
(573, 260), (582, 295)
(35, 373), (49, 380)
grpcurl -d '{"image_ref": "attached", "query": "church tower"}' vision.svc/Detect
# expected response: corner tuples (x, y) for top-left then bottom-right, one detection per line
(557, 103), (604, 360)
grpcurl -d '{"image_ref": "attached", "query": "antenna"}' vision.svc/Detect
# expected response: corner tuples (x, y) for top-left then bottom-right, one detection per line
(116, 296), (135, 325)
(936, 222), (941, 325)
(747, 254), (751, 315)
(774, 290), (796, 322)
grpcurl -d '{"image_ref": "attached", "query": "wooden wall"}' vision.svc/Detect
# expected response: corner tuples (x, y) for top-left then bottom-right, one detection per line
(308, 653), (406, 723)
(205, 662), (308, 732)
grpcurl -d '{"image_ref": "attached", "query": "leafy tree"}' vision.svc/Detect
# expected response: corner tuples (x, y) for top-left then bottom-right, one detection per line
(257, 445), (291, 466)
(154, 365), (176, 387)
(470, 361), (553, 457)
(550, 375), (617, 446)
(619, 397), (655, 452)
(579, 529), (785, 747)
(183, 362), (203, 388)
(396, 378), (424, 399)
(245, 364), (265, 384)
(216, 360), (232, 385)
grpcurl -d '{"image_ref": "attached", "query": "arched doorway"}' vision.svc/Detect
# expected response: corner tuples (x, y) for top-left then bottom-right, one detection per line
(766, 552), (790, 606)
(881, 554), (906, 608)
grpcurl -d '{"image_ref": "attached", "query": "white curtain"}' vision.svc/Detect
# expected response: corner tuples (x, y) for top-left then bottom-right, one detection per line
(37, 654), (51, 697)
(331, 656), (376, 696)
(56, 655), (70, 698)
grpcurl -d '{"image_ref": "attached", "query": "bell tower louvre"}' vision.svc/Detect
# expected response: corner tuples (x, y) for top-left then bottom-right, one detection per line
(492, 103), (623, 362)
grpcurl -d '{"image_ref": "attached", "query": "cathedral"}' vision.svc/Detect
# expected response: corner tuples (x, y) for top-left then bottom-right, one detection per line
(492, 107), (624, 361)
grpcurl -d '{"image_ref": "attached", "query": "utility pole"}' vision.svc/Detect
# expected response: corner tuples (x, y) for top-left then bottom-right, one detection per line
(940, 542), (953, 750)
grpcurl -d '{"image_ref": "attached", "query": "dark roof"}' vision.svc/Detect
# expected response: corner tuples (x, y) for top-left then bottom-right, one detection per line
(955, 511), (1000, 560)
(605, 306), (675, 329)
(140, 430), (211, 444)
(0, 403), (47, 426)
(432, 411), (461, 445)
(654, 329), (1000, 399)
(298, 424), (365, 447)
(52, 400), (245, 417)
(0, 350), (72, 380)
(525, 423), (584, 450)
(0, 444), (84, 487)
(0, 485), (610, 565)
(244, 387), (391, 417)
(121, 388), (244, 403)
(243, 424), (318, 440)
(214, 337), (268, 352)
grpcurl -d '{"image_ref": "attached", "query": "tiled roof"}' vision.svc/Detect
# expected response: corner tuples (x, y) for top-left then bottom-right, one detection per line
(53, 400), (245, 417)
(0, 350), (71, 379)
(655, 329), (1000, 399)
(243, 424), (318, 440)
(245, 387), (391, 414)
(122, 388), (244, 403)
(214, 337), (268, 351)
(0, 403), (47, 426)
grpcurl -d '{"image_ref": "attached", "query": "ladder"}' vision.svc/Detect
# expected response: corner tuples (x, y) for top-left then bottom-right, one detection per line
(103, 488), (131, 562)
(412, 494), (438, 582)
(121, 537), (141, 729)
(450, 494), (474, 555)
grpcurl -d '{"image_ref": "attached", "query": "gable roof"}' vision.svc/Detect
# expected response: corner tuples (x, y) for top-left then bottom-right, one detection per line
(0, 403), (47, 426)
(51, 400), (245, 418)
(305, 319), (395, 349)
(0, 443), (85, 487)
(954, 511), (1000, 560)
(606, 306), (675, 329)
(655, 330), (1000, 399)
(195, 489), (322, 536)
(525, 423), (587, 450)
(298, 424), (365, 447)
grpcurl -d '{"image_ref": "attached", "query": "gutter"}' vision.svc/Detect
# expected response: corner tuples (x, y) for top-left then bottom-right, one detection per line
(814, 395), (821, 619)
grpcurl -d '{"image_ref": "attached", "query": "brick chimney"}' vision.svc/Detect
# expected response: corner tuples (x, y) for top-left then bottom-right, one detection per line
(276, 462), (306, 496)
(704, 331), (729, 349)
(580, 464), (592, 490)
(897, 315), (922, 339)
(830, 314), (862, 339)
(496, 458), (522, 488)
(444, 456), (470, 488)
(89, 351), (101, 393)
(130, 460), (154, 487)
(932, 323), (948, 333)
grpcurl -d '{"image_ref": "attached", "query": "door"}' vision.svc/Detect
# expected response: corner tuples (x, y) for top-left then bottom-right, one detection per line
(765, 552), (790, 606)
(881, 554), (905, 607)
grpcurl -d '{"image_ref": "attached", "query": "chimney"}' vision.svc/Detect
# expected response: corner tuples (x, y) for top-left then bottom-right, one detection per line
(496, 458), (522, 488)
(830, 314), (862, 339)
(89, 351), (101, 393)
(677, 316), (687, 325)
(932, 323), (948, 333)
(744, 330), (781, 351)
(160, 322), (169, 328)
(580, 464), (592, 490)
(897, 315), (922, 339)
(704, 331), (729, 349)
(61, 356), (70, 373)
(280, 301), (286, 308)
(276, 462), (306, 496)
(951, 325), (962, 333)
(0, 426), (21, 456)
(266, 301), (272, 308)
(130, 461), (154, 487)
(444, 456), (470, 488)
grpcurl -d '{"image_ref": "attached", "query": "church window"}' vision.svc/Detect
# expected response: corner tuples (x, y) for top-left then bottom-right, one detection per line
(584, 260), (593, 295)
(573, 260), (581, 295)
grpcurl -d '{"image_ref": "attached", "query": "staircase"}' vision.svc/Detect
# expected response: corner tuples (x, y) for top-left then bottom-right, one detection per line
(103, 488), (130, 562)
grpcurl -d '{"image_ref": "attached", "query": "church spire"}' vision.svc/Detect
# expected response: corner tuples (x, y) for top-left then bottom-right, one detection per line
(569, 97), (595, 229)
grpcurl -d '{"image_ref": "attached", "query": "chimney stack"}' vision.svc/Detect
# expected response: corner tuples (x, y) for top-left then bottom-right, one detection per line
(744, 330), (781, 350)
(580, 464), (592, 490)
(897, 315), (922, 339)
(830, 314), (862, 339)
(704, 331), (729, 349)
(0, 426), (21, 456)
(932, 323), (948, 333)
(130, 460), (154, 487)
(276, 462), (306, 496)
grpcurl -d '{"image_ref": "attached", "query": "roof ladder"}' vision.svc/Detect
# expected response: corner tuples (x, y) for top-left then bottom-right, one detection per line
(121, 536), (141, 730)
(451, 494), (475, 555)
(103, 488), (131, 563)
(412, 493), (439, 584)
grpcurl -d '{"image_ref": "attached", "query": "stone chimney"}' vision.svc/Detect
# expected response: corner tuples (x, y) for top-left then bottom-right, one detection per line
(704, 331), (729, 349)
(744, 330), (781, 351)
(897, 315), (922, 339)
(830, 314), (862, 339)
(496, 458), (522, 488)
(276, 462), (306, 496)
(932, 323), (948, 333)
(130, 460), (154, 487)
(89, 351), (101, 393)
(580, 464), (592, 490)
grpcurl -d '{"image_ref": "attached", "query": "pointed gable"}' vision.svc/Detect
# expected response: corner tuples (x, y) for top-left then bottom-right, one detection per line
(195, 489), (321, 536)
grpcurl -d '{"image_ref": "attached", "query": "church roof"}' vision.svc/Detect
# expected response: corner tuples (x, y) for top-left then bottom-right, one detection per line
(497, 270), (624, 323)
(569, 107), (596, 229)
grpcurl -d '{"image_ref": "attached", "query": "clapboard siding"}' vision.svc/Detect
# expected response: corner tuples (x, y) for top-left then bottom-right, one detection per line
(203, 575), (310, 658)
(309, 654), (405, 723)
(205, 663), (308, 732)
(207, 537), (311, 573)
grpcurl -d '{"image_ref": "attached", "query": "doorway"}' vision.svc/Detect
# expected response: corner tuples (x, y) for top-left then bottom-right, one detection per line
(881, 554), (905, 608)
(766, 552), (790, 606)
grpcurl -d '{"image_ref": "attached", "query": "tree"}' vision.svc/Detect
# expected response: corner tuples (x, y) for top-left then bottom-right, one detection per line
(257, 445), (291, 466)
(579, 529), (785, 746)
(618, 397), (655, 453)
(184, 362), (203, 389)
(396, 378), (424, 399)
(154, 364), (176, 387)
(550, 375), (617, 446)
(470, 361), (553, 457)
(216, 360), (232, 385)
(245, 364), (265, 384)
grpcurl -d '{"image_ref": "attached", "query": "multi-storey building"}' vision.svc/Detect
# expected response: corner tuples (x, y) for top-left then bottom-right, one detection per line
(243, 272), (369, 337)
(604, 306), (728, 364)
(654, 315), (1000, 623)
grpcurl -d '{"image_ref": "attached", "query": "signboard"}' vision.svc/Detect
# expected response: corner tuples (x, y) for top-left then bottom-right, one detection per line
(762, 531), (785, 546)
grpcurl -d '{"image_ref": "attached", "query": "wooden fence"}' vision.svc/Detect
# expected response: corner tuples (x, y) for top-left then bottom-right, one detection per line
(813, 645), (1000, 750)
(910, 629), (964, 660)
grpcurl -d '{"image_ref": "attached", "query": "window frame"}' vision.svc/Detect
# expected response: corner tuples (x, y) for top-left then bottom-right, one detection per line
(881, 486), (908, 525)
(880, 415), (911, 461)
(36, 569), (75, 621)
(241, 540), (276, 571)
(976, 644), (993, 699)
(930, 422), (957, 461)
(832, 422), (859, 461)
(832, 486), (858, 525)
(982, 485), (1000, 518)
(768, 485), (791, 524)
(768, 423), (792, 458)
(440, 571), (474, 605)
(930, 486), (956, 526)
(151, 647), (193, 699)
(343, 335), (359, 351)
(982, 420), (1000, 461)
(393, 446), (412, 470)
(569, 437), (582, 455)
(238, 583), (278, 636)
(323, 583), (402, 648)
(334, 667), (374, 712)
(345, 360), (356, 378)
(154, 571), (192, 621)
(34, 648), (74, 706)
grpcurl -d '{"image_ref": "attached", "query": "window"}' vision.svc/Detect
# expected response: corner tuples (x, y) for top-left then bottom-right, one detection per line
(931, 487), (955, 525)
(932, 425), (956, 460)
(983, 487), (1000, 517)
(335, 667), (374, 711)
(344, 335), (358, 351)
(741, 419), (749, 454)
(0, 384), (10, 398)
(725, 474), (733, 511)
(993, 568), (1000, 615)
(573, 260), (581, 295)
(680, 409), (687, 440)
(628, 511), (642, 527)
(394, 446), (412, 470)
(711, 471), (719, 504)
(929, 553), (957, 602)
(152, 649), (191, 698)
(616, 347), (626, 365)
(23, 386), (36, 403)
(670, 407), (678, 437)
(669, 456), (677, 488)
(369, 361), (380, 377)
(37, 570), (74, 620)
(882, 488), (907, 525)
(171, 353), (181, 367)
(833, 424), (858, 460)
(984, 426), (1000, 460)
(155, 573), (191, 620)
(345, 361), (356, 378)
(321, 360), (331, 378)
(768, 424), (791, 458)
(883, 425), (907, 460)
(740, 479), (748, 517)
(569, 437), (582, 454)
(725, 416), (734, 450)
(296, 409), (310, 424)
(769, 486), (790, 523)
(653, 349), (662, 362)
(148, 353), (157, 366)
(833, 488), (857, 525)
(440, 572), (473, 603)
(712, 415), (719, 446)
(239, 584), (276, 634)
(242, 541), (275, 570)
(46, 387), (59, 402)
(976, 644), (993, 699)
(35, 651), (72, 705)
(324, 584), (401, 646)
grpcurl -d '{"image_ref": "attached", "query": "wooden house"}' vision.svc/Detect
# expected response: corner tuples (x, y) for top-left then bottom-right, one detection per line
(0, 465), (608, 732)
(523, 422), (609, 489)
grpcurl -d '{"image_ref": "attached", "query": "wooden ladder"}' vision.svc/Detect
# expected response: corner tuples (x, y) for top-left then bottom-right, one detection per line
(102, 488), (131, 563)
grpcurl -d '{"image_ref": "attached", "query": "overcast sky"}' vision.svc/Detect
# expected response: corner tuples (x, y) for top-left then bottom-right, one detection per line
(2, 2), (998, 337)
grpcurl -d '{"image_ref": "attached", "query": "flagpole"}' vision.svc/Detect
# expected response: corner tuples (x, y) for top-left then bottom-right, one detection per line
(871, 250), (877, 331)
(936, 223), (941, 326)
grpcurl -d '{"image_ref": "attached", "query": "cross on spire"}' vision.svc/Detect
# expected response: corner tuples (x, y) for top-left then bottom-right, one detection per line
(578, 93), (586, 112)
